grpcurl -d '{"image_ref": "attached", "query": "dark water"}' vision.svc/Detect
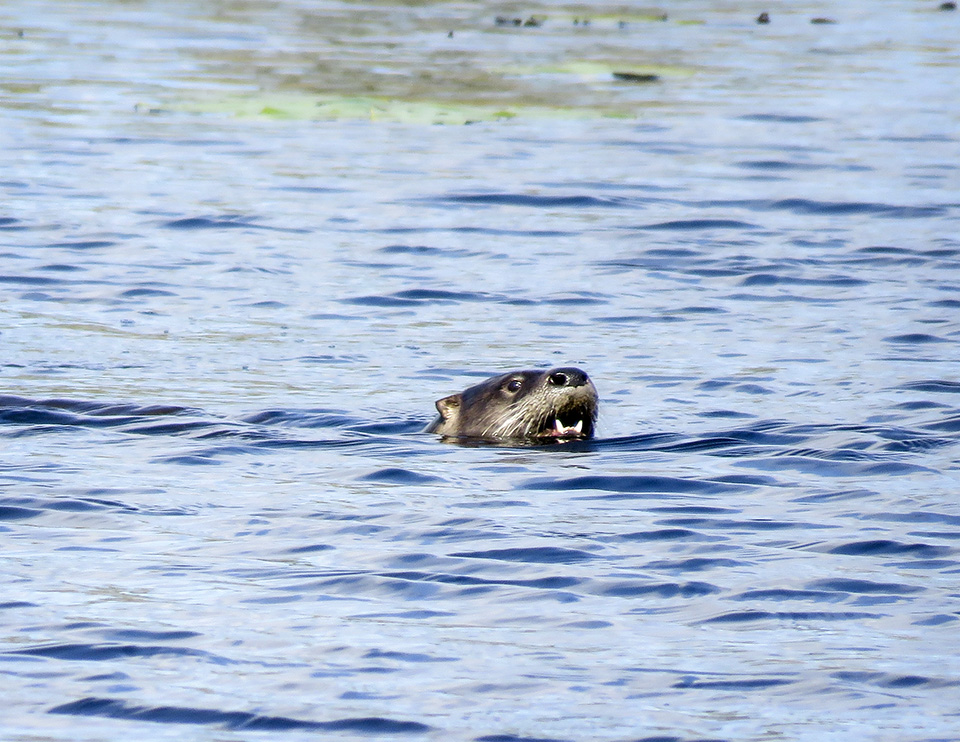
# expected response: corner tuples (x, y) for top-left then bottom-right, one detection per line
(2, 1), (960, 741)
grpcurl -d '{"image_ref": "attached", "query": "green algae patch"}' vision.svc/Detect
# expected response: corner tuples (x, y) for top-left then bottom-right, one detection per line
(501, 61), (696, 80)
(181, 93), (632, 125)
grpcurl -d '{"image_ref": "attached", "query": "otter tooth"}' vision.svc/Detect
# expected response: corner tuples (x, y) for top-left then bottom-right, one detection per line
(553, 418), (584, 436)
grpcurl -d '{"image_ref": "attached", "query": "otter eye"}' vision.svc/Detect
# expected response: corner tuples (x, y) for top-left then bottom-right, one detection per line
(505, 378), (523, 393)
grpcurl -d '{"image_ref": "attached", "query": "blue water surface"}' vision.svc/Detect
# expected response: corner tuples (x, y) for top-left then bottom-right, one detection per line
(1, 2), (959, 741)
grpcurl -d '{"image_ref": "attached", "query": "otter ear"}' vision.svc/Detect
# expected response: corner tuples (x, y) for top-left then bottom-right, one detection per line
(435, 394), (461, 420)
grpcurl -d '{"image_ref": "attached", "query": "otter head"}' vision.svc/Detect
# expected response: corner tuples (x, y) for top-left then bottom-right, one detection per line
(425, 367), (598, 442)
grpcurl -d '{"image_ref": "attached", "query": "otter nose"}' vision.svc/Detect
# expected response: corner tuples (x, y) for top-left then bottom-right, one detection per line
(548, 368), (589, 387)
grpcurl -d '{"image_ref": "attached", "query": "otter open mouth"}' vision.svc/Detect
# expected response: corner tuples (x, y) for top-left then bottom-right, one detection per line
(541, 407), (593, 438)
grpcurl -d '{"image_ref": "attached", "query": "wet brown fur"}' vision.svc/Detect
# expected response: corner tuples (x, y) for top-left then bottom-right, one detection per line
(425, 367), (598, 442)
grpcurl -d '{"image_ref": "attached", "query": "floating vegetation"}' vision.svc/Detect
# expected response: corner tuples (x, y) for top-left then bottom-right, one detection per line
(159, 5), (698, 125)
(180, 93), (633, 125)
(499, 61), (694, 80)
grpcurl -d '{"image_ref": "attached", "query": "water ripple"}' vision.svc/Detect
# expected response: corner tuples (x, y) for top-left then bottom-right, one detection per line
(826, 540), (952, 558)
(702, 610), (882, 624)
(522, 475), (746, 496)
(50, 697), (430, 733)
(633, 219), (757, 231)
(425, 192), (630, 208)
(162, 215), (309, 233)
(450, 547), (597, 564)
(9, 642), (232, 663)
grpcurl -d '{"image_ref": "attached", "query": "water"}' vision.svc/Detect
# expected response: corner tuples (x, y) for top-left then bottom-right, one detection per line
(2, 1), (959, 740)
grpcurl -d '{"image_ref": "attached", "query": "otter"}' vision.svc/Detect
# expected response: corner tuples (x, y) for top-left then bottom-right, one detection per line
(425, 367), (598, 442)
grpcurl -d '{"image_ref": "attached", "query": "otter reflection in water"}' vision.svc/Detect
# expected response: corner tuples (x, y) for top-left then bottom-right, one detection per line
(425, 367), (598, 442)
